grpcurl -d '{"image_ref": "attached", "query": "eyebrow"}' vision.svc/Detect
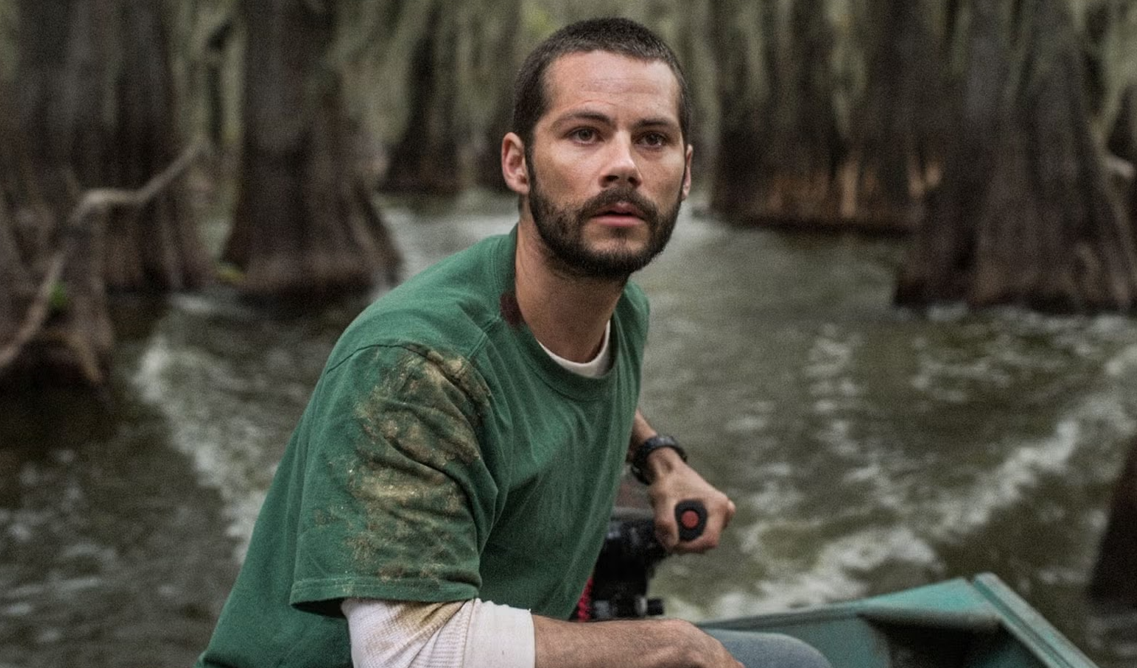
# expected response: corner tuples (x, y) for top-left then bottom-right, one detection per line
(550, 110), (613, 130)
(550, 110), (680, 133)
(634, 116), (680, 132)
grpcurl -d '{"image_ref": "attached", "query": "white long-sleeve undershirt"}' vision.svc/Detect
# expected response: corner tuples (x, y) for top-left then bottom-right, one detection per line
(342, 598), (535, 668)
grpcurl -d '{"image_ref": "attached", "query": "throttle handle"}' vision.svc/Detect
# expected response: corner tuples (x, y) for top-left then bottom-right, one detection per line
(675, 500), (707, 542)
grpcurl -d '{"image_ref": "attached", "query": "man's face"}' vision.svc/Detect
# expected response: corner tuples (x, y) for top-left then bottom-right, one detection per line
(523, 51), (692, 280)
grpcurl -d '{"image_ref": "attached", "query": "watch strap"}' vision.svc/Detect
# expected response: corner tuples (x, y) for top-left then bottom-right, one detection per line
(629, 434), (687, 485)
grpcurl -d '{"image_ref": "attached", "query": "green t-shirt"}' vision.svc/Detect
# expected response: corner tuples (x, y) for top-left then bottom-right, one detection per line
(198, 228), (649, 667)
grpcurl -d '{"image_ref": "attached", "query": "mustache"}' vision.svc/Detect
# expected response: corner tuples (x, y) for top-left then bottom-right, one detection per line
(581, 188), (660, 222)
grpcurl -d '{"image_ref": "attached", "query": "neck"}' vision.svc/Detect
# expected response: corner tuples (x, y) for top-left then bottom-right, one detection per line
(514, 217), (626, 363)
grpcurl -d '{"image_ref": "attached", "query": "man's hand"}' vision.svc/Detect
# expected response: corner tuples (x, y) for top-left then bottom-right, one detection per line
(534, 616), (744, 668)
(644, 446), (736, 553)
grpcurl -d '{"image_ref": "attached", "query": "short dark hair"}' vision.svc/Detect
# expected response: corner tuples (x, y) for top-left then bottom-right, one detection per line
(512, 17), (692, 147)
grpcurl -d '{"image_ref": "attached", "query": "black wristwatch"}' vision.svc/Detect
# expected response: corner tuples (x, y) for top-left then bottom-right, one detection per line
(629, 434), (687, 485)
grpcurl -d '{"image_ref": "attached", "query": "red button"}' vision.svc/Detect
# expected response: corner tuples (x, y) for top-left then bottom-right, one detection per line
(680, 509), (700, 530)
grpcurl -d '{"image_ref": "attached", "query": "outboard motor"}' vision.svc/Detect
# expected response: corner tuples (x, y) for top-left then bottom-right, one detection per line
(572, 501), (706, 621)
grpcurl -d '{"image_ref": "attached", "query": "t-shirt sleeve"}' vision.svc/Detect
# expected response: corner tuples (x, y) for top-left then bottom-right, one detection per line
(289, 343), (498, 614)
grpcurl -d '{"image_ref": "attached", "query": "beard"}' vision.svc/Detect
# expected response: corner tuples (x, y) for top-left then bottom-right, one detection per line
(527, 163), (683, 281)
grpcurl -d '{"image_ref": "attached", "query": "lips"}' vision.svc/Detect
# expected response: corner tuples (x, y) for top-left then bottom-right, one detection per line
(580, 189), (657, 229)
(592, 201), (645, 221)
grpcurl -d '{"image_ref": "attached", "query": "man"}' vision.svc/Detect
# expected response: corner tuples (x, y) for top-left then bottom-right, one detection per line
(197, 18), (830, 668)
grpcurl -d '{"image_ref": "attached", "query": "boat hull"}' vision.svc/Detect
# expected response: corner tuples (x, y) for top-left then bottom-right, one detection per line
(700, 574), (1099, 668)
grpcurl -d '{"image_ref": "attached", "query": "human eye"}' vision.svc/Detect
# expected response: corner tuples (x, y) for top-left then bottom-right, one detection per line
(568, 127), (598, 143)
(638, 131), (672, 149)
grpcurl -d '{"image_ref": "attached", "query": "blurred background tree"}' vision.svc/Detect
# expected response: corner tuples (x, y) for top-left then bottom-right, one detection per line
(1, 0), (1137, 385)
(220, 0), (399, 298)
(3, 1), (1137, 659)
(896, 0), (1137, 311)
(0, 0), (208, 387)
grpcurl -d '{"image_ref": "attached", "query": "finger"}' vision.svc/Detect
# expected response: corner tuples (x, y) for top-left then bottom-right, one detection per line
(653, 498), (681, 551)
(654, 513), (679, 551)
(672, 527), (719, 554)
(705, 496), (735, 539)
(671, 522), (720, 554)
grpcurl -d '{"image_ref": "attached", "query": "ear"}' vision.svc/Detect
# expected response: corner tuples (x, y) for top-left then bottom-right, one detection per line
(501, 132), (530, 196)
(680, 143), (693, 201)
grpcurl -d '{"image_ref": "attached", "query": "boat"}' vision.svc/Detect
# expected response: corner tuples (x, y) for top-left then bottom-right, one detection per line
(584, 504), (1103, 667)
(702, 573), (1100, 668)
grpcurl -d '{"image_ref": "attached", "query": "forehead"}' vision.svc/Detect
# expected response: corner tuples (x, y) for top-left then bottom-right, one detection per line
(541, 50), (681, 125)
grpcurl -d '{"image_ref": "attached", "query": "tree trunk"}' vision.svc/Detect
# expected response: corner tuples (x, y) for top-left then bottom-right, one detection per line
(1089, 436), (1137, 609)
(96, 0), (211, 292)
(224, 0), (400, 297)
(471, 92), (517, 193)
(380, 0), (522, 195)
(710, 0), (844, 229)
(0, 0), (109, 386)
(895, 0), (1137, 311)
(1108, 85), (1137, 226)
(0, 0), (208, 387)
(470, 0), (524, 193)
(381, 5), (462, 195)
(839, 0), (952, 231)
(0, 178), (33, 365)
(32, 0), (210, 294)
(204, 19), (235, 150)
(0, 131), (114, 387)
(708, 1), (767, 222)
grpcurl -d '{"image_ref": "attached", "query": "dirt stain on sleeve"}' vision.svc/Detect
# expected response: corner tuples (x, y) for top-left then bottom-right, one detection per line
(354, 345), (487, 467)
(343, 345), (491, 586)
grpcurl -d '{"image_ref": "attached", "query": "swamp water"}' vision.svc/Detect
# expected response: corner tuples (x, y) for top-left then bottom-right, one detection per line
(1, 193), (1135, 666)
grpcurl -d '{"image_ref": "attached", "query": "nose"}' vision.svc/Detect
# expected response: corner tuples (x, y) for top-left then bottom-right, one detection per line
(601, 134), (641, 188)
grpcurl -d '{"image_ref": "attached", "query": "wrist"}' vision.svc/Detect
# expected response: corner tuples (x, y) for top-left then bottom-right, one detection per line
(645, 445), (686, 483)
(629, 434), (687, 485)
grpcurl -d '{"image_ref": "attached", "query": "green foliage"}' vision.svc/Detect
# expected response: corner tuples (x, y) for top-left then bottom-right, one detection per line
(216, 262), (244, 286)
(49, 283), (69, 313)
